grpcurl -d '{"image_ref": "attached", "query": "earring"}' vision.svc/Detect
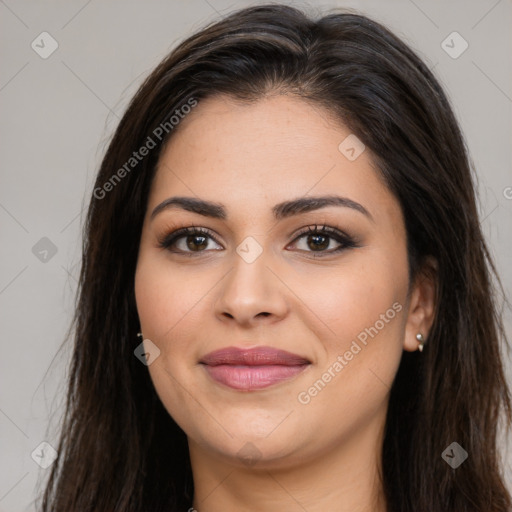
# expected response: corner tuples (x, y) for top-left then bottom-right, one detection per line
(137, 332), (143, 338)
(416, 333), (426, 352)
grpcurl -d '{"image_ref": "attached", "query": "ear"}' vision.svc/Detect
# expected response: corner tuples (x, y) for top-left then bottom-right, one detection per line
(403, 257), (437, 352)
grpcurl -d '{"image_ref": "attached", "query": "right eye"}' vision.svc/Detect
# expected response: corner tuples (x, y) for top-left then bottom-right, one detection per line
(157, 226), (223, 255)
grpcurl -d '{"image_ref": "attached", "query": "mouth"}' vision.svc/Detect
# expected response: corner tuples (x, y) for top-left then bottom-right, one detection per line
(199, 346), (311, 391)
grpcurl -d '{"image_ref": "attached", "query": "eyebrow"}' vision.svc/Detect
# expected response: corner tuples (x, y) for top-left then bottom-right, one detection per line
(150, 195), (373, 222)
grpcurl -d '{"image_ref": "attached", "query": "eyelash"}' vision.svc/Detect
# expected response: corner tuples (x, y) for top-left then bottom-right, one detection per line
(157, 224), (358, 258)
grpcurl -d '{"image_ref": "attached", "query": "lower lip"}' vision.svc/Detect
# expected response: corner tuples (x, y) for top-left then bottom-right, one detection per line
(202, 364), (309, 391)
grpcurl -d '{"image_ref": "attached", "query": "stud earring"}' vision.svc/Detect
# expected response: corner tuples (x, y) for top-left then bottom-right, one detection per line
(137, 332), (143, 338)
(416, 333), (426, 352)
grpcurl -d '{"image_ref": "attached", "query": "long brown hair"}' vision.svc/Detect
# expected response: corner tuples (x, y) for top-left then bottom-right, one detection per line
(38, 4), (511, 511)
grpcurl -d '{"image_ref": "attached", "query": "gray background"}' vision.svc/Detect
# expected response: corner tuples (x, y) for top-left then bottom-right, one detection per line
(1, 0), (511, 510)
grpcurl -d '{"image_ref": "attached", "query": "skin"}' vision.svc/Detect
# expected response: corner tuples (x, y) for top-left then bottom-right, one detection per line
(134, 94), (436, 512)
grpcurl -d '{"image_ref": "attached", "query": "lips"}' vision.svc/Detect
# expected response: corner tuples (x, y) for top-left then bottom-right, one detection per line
(200, 346), (310, 391)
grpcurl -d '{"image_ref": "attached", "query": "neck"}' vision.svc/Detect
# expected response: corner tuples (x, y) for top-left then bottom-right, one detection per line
(188, 410), (387, 512)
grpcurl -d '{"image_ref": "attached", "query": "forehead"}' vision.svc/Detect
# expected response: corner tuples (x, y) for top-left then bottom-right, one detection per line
(148, 94), (398, 223)
(160, 93), (350, 173)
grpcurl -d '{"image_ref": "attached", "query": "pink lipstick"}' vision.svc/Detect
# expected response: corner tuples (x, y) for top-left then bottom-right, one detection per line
(200, 346), (310, 391)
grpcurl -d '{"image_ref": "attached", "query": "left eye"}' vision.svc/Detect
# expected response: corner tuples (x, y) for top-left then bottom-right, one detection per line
(292, 232), (341, 252)
(288, 225), (356, 255)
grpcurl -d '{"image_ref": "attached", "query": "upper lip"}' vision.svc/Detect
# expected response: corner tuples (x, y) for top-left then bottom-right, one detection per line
(200, 346), (310, 366)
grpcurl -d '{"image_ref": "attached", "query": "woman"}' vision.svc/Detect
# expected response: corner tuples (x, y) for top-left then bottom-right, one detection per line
(39, 4), (511, 511)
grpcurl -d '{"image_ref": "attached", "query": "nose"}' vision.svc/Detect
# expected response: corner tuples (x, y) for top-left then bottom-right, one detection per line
(213, 246), (289, 328)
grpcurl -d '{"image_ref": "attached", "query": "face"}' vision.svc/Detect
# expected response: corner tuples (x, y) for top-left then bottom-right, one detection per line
(134, 94), (421, 470)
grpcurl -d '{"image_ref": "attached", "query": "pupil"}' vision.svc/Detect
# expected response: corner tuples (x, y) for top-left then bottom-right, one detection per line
(308, 234), (328, 251)
(187, 235), (207, 251)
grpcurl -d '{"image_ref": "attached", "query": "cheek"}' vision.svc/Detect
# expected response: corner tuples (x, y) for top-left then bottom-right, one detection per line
(134, 254), (204, 342)
(296, 249), (408, 352)
(134, 260), (171, 339)
(297, 249), (408, 403)
(134, 256), (209, 428)
(293, 268), (406, 443)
